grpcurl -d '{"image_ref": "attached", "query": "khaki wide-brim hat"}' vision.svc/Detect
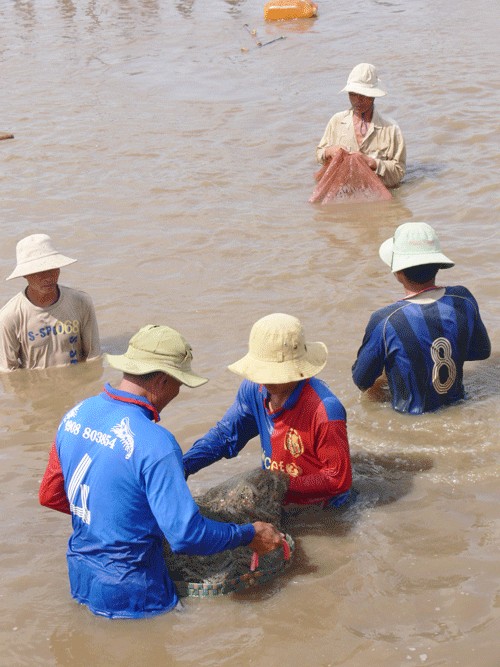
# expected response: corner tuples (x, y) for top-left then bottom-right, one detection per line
(228, 313), (328, 384)
(341, 62), (387, 98)
(379, 222), (455, 273)
(7, 233), (77, 280)
(106, 324), (208, 388)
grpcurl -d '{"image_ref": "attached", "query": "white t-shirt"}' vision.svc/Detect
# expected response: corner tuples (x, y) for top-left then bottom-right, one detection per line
(0, 285), (101, 371)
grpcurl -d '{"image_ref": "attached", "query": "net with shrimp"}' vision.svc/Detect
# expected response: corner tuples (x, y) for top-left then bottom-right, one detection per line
(309, 149), (392, 204)
(163, 469), (294, 597)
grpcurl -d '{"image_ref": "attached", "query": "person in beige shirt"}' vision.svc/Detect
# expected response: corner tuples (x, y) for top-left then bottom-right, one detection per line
(316, 63), (406, 188)
(0, 233), (101, 371)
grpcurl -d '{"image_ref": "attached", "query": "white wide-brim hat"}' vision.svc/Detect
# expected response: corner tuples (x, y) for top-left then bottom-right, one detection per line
(341, 63), (386, 98)
(106, 324), (208, 388)
(228, 313), (328, 384)
(379, 222), (455, 273)
(7, 233), (77, 280)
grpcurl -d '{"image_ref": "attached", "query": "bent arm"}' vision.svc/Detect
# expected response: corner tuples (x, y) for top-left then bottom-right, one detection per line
(374, 124), (406, 188)
(467, 314), (491, 360)
(146, 451), (256, 556)
(39, 442), (71, 514)
(183, 382), (260, 477)
(0, 313), (21, 371)
(81, 297), (101, 361)
(352, 317), (386, 390)
(316, 114), (347, 164)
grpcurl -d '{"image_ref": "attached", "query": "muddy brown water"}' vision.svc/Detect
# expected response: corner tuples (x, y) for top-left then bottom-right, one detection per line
(0, 1), (498, 665)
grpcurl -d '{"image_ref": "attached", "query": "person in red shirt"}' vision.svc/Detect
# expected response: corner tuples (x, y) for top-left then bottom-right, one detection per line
(39, 324), (282, 619)
(183, 313), (353, 507)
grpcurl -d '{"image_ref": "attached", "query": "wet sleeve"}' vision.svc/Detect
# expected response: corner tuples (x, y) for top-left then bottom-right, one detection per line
(39, 442), (71, 514)
(81, 295), (101, 361)
(374, 124), (406, 188)
(352, 316), (386, 390)
(315, 114), (344, 163)
(466, 296), (491, 361)
(468, 319), (491, 360)
(145, 449), (255, 555)
(183, 382), (260, 477)
(0, 309), (21, 371)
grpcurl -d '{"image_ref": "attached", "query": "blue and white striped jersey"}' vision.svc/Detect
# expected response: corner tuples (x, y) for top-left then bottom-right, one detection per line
(352, 286), (491, 414)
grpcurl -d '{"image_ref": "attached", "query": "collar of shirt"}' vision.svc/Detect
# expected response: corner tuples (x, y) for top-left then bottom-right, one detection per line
(342, 108), (384, 130)
(261, 379), (308, 419)
(102, 382), (160, 423)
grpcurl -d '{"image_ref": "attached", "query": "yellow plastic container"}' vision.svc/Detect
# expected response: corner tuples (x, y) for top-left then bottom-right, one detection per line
(264, 0), (318, 20)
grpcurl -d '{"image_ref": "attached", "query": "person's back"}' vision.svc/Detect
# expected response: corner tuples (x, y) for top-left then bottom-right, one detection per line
(352, 223), (490, 415)
(40, 325), (281, 619)
(353, 285), (490, 414)
(56, 388), (182, 617)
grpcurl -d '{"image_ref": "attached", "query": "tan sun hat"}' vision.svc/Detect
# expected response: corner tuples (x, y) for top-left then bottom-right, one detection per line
(341, 63), (387, 98)
(106, 324), (208, 387)
(228, 313), (328, 384)
(379, 222), (455, 273)
(6, 233), (77, 280)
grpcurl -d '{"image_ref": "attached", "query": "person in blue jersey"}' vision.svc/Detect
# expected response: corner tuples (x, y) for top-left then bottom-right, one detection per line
(352, 222), (491, 414)
(39, 324), (282, 619)
(183, 313), (353, 507)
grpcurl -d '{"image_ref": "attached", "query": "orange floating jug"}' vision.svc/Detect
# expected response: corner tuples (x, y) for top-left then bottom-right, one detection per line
(264, 0), (318, 20)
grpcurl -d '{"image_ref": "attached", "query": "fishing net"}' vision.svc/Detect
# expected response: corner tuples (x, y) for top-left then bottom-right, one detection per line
(309, 148), (392, 204)
(164, 469), (294, 597)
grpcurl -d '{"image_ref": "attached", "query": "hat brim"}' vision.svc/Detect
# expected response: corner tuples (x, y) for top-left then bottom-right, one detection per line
(106, 353), (208, 388)
(6, 255), (77, 280)
(379, 237), (455, 273)
(227, 341), (328, 384)
(341, 83), (386, 97)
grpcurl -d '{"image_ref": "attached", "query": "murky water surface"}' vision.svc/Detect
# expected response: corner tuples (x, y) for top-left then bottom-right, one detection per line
(0, 1), (498, 665)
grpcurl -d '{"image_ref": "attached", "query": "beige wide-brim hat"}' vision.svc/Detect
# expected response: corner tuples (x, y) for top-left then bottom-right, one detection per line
(228, 313), (328, 384)
(379, 222), (455, 273)
(7, 233), (77, 280)
(107, 324), (208, 388)
(341, 63), (387, 98)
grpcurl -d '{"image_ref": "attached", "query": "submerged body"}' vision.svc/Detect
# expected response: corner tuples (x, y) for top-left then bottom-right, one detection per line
(39, 383), (256, 618)
(0, 285), (100, 370)
(310, 148), (392, 203)
(316, 108), (406, 189)
(184, 377), (352, 506)
(352, 286), (491, 414)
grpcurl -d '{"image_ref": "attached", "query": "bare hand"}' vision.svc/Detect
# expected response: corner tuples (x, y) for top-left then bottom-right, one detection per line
(357, 152), (377, 170)
(249, 521), (283, 556)
(363, 373), (390, 402)
(324, 145), (345, 160)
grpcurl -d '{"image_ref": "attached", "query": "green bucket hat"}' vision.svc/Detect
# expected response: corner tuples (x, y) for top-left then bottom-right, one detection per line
(106, 325), (208, 387)
(379, 222), (455, 273)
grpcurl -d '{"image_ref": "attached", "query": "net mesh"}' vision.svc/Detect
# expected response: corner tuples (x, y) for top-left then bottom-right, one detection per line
(164, 469), (293, 597)
(309, 149), (392, 204)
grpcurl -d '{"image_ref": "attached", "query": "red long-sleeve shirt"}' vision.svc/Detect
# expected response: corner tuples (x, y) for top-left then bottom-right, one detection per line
(39, 442), (71, 514)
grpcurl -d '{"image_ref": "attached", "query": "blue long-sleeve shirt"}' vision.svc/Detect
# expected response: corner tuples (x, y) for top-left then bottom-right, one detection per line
(40, 384), (255, 619)
(183, 378), (352, 505)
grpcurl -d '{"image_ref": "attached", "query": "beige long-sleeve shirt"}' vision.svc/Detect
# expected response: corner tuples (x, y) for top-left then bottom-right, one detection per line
(316, 108), (406, 188)
(0, 285), (101, 371)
